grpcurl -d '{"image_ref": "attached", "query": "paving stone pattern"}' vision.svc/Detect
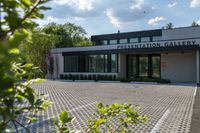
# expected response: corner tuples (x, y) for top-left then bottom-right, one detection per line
(17, 81), (196, 133)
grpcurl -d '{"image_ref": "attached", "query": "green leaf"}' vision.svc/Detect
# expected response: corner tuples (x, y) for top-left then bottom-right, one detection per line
(59, 111), (73, 123)
(8, 48), (20, 54)
(52, 118), (59, 126)
(20, 0), (32, 7)
(38, 6), (51, 10)
(9, 29), (29, 47)
(26, 116), (38, 121)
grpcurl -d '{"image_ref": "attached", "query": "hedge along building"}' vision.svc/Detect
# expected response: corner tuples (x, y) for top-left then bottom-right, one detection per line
(47, 26), (200, 83)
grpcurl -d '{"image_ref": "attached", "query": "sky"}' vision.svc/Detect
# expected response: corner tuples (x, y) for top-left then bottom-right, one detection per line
(36, 0), (200, 36)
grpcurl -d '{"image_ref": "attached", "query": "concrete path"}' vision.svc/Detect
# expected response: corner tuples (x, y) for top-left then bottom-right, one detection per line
(15, 81), (196, 133)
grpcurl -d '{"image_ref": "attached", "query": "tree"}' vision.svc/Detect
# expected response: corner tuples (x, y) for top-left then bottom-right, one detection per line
(0, 0), (52, 132)
(20, 29), (58, 78)
(191, 21), (199, 27)
(42, 22), (93, 47)
(20, 23), (93, 78)
(166, 22), (174, 29)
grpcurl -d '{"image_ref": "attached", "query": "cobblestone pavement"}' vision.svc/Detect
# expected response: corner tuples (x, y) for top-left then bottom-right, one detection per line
(18, 80), (196, 133)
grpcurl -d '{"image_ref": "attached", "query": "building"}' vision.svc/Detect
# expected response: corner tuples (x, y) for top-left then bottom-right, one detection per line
(47, 26), (200, 84)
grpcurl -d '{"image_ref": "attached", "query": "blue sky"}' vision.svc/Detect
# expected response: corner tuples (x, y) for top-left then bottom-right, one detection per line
(36, 0), (200, 36)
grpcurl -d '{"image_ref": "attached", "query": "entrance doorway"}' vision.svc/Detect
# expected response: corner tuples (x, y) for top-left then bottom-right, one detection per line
(127, 54), (161, 78)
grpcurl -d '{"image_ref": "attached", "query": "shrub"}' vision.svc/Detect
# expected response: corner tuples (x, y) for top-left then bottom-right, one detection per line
(53, 103), (149, 133)
(120, 77), (132, 82)
(113, 75), (116, 81)
(86, 103), (149, 132)
(88, 75), (92, 80)
(97, 75), (101, 80)
(68, 74), (72, 80)
(80, 74), (84, 80)
(83, 75), (88, 80)
(60, 74), (64, 79)
(158, 78), (171, 83)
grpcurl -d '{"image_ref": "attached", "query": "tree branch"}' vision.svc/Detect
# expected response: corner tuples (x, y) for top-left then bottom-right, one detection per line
(15, 120), (30, 133)
(6, 0), (42, 35)
(12, 120), (19, 133)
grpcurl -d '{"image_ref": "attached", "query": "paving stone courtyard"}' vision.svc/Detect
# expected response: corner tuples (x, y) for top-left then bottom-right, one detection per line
(19, 80), (196, 133)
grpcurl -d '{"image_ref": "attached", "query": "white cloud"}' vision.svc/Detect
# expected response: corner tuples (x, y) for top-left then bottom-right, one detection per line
(53, 0), (94, 11)
(130, 0), (144, 10)
(48, 0), (153, 28)
(106, 10), (122, 28)
(105, 0), (152, 28)
(197, 20), (200, 25)
(190, 0), (200, 8)
(34, 16), (85, 26)
(167, 2), (178, 8)
(148, 17), (166, 26)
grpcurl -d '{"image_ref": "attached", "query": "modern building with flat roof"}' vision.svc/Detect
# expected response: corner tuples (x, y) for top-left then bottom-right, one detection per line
(47, 26), (200, 84)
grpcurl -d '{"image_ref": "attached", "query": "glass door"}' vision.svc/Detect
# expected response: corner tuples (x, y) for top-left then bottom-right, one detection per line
(127, 56), (137, 78)
(127, 55), (160, 78)
(151, 55), (161, 78)
(139, 56), (148, 77)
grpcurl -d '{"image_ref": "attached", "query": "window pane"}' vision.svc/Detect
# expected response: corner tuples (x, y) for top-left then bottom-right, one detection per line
(152, 56), (160, 78)
(152, 36), (162, 41)
(128, 56), (137, 78)
(130, 38), (139, 43)
(119, 39), (128, 44)
(96, 55), (105, 72)
(111, 54), (117, 72)
(88, 55), (97, 72)
(105, 55), (108, 72)
(141, 37), (150, 42)
(64, 56), (78, 72)
(139, 56), (148, 77)
(101, 40), (108, 45)
(110, 40), (118, 45)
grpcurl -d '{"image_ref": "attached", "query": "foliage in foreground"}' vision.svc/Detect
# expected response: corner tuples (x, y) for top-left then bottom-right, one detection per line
(53, 103), (149, 133)
(0, 0), (52, 132)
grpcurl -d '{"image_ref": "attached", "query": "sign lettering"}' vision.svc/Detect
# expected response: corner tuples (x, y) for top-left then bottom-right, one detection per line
(116, 40), (200, 49)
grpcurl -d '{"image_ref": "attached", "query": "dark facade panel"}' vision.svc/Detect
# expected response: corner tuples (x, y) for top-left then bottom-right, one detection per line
(91, 29), (162, 45)
(62, 46), (199, 56)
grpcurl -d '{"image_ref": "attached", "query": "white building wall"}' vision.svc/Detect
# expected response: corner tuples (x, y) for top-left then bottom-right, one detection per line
(161, 51), (196, 82)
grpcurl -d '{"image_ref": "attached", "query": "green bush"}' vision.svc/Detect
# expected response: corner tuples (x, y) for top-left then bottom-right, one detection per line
(80, 74), (84, 80)
(60, 74), (64, 79)
(88, 75), (92, 80)
(68, 74), (72, 80)
(84, 75), (88, 80)
(157, 78), (171, 83)
(113, 75), (116, 81)
(120, 77), (132, 82)
(53, 103), (149, 133)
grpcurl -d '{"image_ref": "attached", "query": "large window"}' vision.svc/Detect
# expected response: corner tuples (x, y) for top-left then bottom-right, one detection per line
(64, 56), (79, 72)
(151, 56), (161, 78)
(64, 54), (118, 73)
(111, 54), (118, 72)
